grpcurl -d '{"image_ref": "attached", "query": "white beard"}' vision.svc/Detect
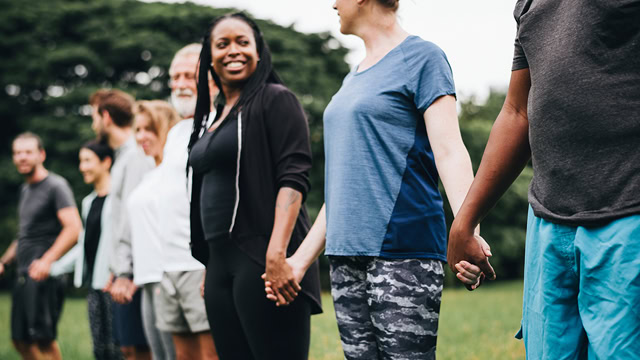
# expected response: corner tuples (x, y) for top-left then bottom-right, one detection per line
(171, 90), (197, 118)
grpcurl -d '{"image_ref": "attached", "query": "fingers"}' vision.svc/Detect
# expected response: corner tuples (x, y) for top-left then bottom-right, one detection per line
(454, 262), (480, 285)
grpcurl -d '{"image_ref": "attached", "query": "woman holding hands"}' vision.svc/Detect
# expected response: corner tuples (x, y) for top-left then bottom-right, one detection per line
(188, 12), (322, 360)
(265, 1), (487, 359)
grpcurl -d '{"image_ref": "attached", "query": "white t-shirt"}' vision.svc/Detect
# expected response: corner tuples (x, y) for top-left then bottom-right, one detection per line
(156, 118), (205, 272)
(128, 166), (164, 285)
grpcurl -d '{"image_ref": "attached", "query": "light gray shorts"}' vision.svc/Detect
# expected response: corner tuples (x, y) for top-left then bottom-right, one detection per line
(154, 269), (209, 333)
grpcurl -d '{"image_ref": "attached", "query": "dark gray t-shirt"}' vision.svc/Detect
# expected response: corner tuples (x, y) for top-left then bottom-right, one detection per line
(16, 173), (76, 273)
(513, 0), (640, 225)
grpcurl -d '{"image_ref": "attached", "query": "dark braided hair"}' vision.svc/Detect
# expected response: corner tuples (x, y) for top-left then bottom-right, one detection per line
(187, 12), (283, 154)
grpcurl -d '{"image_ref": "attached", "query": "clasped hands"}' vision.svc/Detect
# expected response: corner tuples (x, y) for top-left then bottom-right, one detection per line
(448, 227), (496, 291)
(262, 255), (305, 306)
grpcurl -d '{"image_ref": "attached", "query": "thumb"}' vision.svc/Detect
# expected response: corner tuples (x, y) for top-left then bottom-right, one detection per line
(477, 257), (496, 281)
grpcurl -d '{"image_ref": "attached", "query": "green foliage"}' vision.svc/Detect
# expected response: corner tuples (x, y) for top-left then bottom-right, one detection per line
(0, 0), (349, 276)
(443, 90), (531, 285)
(0, 0), (530, 289)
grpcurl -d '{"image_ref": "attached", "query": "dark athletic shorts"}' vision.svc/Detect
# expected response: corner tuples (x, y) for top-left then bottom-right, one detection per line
(112, 288), (149, 348)
(11, 274), (65, 343)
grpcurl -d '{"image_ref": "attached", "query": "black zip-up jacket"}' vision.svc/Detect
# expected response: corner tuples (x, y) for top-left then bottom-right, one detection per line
(190, 83), (322, 314)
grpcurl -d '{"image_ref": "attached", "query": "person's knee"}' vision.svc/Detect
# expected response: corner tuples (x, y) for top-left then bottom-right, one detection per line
(12, 340), (30, 353)
(120, 345), (136, 359)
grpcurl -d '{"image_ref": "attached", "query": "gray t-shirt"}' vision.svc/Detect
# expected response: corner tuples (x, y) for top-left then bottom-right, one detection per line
(16, 173), (76, 273)
(513, 0), (640, 225)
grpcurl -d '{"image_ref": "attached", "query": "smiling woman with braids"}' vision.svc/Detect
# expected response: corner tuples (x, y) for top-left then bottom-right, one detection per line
(187, 12), (322, 360)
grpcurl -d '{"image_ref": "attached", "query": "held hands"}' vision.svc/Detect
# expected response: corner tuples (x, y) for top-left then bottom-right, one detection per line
(28, 258), (53, 281)
(448, 227), (495, 291)
(262, 255), (305, 306)
(110, 276), (137, 304)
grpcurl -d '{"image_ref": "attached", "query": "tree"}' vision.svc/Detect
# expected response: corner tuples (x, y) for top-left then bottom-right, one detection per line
(0, 0), (349, 286)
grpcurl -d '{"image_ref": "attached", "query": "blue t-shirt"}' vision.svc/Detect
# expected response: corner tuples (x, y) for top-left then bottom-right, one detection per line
(323, 35), (455, 261)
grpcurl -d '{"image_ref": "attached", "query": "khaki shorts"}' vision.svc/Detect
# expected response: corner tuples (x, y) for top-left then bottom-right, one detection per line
(154, 270), (209, 333)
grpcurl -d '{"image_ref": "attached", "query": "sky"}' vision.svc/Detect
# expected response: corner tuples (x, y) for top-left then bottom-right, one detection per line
(148, 0), (518, 100)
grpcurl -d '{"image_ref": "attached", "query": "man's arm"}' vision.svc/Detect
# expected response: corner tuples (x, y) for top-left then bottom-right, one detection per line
(29, 206), (82, 281)
(0, 240), (18, 276)
(447, 68), (532, 285)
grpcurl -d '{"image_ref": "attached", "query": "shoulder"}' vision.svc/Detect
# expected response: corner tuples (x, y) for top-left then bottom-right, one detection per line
(168, 118), (193, 139)
(400, 36), (448, 63)
(46, 173), (72, 191)
(260, 83), (297, 104)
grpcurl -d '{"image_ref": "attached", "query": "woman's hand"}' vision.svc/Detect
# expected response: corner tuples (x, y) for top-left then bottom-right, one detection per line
(262, 255), (304, 306)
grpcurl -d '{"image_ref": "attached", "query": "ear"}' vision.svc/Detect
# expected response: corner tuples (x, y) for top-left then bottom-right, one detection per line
(101, 110), (113, 127)
(103, 156), (113, 170)
(40, 149), (47, 163)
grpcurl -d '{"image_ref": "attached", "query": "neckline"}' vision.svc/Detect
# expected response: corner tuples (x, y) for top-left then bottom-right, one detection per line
(353, 35), (415, 76)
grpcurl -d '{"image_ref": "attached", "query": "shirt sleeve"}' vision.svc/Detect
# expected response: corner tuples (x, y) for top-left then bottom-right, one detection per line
(263, 86), (312, 201)
(512, 0), (530, 71)
(406, 42), (457, 114)
(52, 177), (76, 211)
(512, 35), (529, 71)
(111, 152), (153, 277)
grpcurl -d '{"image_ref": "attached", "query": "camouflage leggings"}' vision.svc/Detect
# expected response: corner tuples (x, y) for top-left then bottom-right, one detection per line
(329, 256), (444, 360)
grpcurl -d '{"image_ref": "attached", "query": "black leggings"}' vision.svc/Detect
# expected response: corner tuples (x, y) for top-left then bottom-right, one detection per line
(204, 239), (311, 360)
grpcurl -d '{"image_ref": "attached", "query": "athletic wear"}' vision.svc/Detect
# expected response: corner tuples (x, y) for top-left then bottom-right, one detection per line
(155, 270), (209, 333)
(51, 191), (114, 289)
(189, 83), (322, 314)
(204, 239), (311, 360)
(109, 136), (154, 277)
(141, 284), (175, 360)
(16, 173), (76, 273)
(323, 35), (456, 260)
(329, 257), (444, 360)
(518, 207), (640, 359)
(513, 0), (640, 225)
(87, 289), (121, 360)
(84, 195), (106, 281)
(190, 115), (238, 242)
(11, 274), (65, 342)
(128, 166), (164, 286)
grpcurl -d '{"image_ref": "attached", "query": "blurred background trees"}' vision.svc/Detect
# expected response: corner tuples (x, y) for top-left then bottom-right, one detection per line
(0, 0), (530, 289)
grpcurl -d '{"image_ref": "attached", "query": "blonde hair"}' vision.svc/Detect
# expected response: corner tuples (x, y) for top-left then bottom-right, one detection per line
(133, 100), (180, 146)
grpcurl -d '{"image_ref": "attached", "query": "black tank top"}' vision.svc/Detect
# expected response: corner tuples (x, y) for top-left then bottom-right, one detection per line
(188, 114), (239, 241)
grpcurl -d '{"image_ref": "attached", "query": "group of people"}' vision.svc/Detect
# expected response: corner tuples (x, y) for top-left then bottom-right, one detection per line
(1, 0), (639, 359)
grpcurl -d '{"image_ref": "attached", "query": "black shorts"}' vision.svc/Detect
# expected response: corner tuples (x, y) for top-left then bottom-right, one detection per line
(11, 274), (65, 343)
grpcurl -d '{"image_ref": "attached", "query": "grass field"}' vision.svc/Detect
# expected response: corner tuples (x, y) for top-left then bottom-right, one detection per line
(0, 281), (525, 359)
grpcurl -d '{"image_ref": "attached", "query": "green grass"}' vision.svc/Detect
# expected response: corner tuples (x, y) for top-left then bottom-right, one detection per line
(0, 281), (525, 359)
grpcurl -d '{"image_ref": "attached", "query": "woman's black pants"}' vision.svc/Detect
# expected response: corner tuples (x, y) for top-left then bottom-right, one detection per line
(204, 239), (311, 360)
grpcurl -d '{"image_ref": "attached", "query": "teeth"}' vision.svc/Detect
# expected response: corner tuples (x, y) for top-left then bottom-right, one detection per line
(227, 62), (244, 69)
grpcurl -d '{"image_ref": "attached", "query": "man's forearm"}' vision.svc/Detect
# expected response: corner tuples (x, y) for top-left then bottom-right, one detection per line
(454, 106), (531, 230)
(41, 224), (80, 263)
(0, 240), (18, 265)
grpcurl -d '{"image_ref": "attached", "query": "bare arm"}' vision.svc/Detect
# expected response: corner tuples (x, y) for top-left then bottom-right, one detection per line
(264, 204), (327, 306)
(425, 95), (476, 218)
(265, 187), (305, 304)
(0, 240), (18, 276)
(448, 68), (532, 283)
(29, 206), (82, 281)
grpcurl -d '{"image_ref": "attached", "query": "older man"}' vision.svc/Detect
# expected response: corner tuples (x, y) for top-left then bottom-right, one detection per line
(152, 43), (219, 359)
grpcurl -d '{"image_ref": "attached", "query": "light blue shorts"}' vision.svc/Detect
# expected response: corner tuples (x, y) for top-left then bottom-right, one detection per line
(517, 207), (640, 359)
